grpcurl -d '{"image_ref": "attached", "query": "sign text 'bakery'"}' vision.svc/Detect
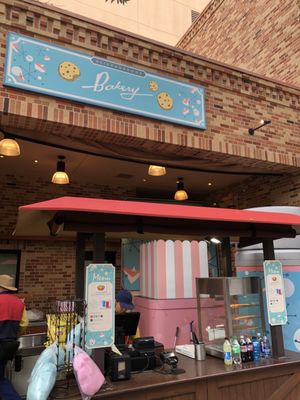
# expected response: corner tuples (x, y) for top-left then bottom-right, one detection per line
(4, 32), (206, 129)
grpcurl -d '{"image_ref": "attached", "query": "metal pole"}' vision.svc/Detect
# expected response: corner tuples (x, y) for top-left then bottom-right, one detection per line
(92, 233), (106, 372)
(75, 232), (87, 299)
(262, 238), (285, 358)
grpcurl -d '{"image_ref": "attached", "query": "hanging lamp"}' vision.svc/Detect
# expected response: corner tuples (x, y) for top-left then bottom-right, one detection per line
(51, 155), (69, 185)
(0, 137), (20, 156)
(174, 177), (188, 201)
(148, 165), (166, 176)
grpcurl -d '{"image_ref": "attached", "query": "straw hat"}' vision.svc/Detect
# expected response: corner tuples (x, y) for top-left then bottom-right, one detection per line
(0, 275), (17, 291)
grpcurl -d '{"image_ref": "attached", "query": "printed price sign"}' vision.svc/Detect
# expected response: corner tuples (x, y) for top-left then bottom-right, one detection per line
(85, 264), (115, 348)
(263, 260), (287, 326)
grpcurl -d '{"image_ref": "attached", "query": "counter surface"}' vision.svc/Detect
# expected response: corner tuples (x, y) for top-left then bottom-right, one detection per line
(51, 351), (300, 400)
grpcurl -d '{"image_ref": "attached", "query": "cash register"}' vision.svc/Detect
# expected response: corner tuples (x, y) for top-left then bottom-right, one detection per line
(105, 312), (163, 380)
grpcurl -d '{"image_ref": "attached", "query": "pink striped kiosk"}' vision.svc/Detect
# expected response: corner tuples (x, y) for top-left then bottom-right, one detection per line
(135, 240), (208, 347)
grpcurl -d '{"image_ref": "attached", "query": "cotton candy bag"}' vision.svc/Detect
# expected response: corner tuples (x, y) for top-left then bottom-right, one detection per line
(27, 362), (57, 400)
(27, 343), (58, 400)
(30, 342), (64, 378)
(73, 345), (105, 399)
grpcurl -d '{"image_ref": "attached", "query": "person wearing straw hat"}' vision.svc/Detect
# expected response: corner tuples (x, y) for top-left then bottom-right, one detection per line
(0, 275), (28, 400)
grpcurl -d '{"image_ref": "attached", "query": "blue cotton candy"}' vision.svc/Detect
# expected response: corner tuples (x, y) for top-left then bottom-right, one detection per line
(30, 344), (64, 380)
(27, 362), (57, 400)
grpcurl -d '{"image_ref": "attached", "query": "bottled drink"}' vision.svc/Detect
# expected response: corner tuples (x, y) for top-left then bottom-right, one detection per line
(256, 332), (263, 358)
(245, 336), (253, 361)
(231, 337), (242, 365)
(262, 335), (271, 358)
(223, 337), (233, 366)
(257, 332), (264, 357)
(252, 336), (261, 361)
(240, 335), (248, 363)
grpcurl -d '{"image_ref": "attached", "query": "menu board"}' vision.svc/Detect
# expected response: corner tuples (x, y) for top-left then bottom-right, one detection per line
(263, 260), (287, 326)
(85, 264), (115, 348)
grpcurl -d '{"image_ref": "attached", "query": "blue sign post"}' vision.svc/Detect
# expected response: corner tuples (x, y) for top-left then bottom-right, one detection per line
(263, 260), (287, 326)
(4, 32), (206, 129)
(85, 263), (115, 349)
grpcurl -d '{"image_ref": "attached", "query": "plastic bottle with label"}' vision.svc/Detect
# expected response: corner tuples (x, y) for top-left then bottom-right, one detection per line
(240, 335), (248, 363)
(262, 335), (271, 358)
(257, 332), (264, 358)
(231, 337), (242, 365)
(245, 336), (254, 361)
(252, 336), (261, 361)
(223, 337), (233, 366)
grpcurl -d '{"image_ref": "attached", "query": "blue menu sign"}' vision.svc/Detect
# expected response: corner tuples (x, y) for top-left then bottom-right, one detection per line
(263, 260), (287, 326)
(85, 263), (115, 349)
(4, 32), (206, 129)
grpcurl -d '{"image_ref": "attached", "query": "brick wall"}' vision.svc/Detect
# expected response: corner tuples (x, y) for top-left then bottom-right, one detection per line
(0, 0), (300, 310)
(206, 173), (300, 209)
(0, 173), (134, 311)
(0, 0), (299, 174)
(178, 0), (300, 87)
(0, 174), (135, 236)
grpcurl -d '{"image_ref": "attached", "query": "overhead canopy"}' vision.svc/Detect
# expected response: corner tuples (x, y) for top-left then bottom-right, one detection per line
(14, 197), (300, 246)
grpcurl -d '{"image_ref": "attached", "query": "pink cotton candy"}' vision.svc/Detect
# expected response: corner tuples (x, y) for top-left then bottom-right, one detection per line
(73, 352), (105, 396)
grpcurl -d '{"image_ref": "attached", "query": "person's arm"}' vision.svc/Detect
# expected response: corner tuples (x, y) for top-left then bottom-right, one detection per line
(19, 307), (29, 334)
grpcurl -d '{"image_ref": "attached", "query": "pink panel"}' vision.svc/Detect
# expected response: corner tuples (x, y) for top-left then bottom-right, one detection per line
(174, 241), (184, 298)
(156, 240), (166, 299)
(146, 242), (151, 298)
(191, 241), (201, 297)
(135, 296), (198, 348)
(144, 244), (149, 297)
(150, 241), (155, 298)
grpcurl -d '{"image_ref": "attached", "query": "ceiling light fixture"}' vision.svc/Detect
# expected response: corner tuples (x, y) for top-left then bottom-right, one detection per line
(248, 119), (271, 135)
(205, 237), (221, 244)
(0, 130), (20, 156)
(174, 177), (188, 201)
(148, 165), (166, 176)
(51, 155), (69, 185)
(210, 237), (221, 244)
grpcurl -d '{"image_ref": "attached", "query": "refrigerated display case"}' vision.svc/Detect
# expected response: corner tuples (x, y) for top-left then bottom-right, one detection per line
(196, 277), (266, 358)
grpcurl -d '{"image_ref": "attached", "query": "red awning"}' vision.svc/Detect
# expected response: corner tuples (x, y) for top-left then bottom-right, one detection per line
(14, 197), (300, 242)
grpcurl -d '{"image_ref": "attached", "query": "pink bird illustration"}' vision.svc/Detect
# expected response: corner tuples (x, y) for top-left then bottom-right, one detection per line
(11, 42), (19, 53)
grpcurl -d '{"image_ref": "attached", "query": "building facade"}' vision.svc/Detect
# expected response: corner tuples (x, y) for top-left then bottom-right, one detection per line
(37, 0), (210, 45)
(178, 0), (300, 87)
(0, 0), (300, 309)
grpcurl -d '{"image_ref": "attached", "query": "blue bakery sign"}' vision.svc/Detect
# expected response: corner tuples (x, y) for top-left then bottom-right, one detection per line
(4, 32), (206, 129)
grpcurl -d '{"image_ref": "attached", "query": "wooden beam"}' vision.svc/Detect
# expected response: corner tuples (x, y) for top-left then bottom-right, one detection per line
(268, 371), (300, 400)
(92, 233), (105, 263)
(75, 232), (88, 299)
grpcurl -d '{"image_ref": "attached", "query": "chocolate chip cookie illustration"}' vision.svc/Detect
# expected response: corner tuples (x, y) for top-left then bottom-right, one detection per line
(149, 81), (158, 91)
(58, 61), (81, 81)
(157, 92), (173, 111)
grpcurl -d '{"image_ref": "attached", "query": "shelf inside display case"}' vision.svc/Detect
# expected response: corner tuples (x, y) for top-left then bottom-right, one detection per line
(196, 277), (266, 350)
